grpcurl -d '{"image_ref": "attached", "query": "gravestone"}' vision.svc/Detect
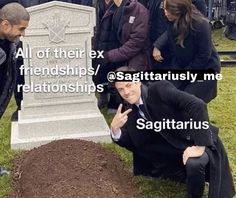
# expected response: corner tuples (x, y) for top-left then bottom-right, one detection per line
(11, 1), (111, 150)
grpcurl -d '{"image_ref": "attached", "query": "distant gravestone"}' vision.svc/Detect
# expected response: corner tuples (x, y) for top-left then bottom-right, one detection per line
(11, 1), (110, 149)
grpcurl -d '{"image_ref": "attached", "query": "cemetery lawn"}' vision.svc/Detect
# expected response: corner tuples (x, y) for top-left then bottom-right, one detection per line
(0, 29), (236, 197)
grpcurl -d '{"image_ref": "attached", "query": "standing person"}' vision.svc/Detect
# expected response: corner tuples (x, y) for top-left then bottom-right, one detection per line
(94, 0), (150, 113)
(110, 67), (235, 198)
(0, 2), (29, 175)
(104, 0), (150, 71)
(153, 0), (220, 103)
(93, 0), (121, 112)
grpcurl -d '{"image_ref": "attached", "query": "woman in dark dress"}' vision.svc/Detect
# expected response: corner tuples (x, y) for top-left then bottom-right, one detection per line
(153, 0), (220, 103)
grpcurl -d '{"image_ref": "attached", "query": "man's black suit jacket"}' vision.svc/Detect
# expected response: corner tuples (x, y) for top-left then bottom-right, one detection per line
(113, 80), (235, 198)
(116, 80), (216, 151)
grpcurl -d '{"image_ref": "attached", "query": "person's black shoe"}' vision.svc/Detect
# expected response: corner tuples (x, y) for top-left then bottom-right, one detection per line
(11, 107), (20, 121)
(0, 167), (10, 176)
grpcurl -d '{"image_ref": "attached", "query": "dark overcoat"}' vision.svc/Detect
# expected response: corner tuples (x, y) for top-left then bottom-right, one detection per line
(92, 3), (121, 84)
(154, 17), (221, 103)
(107, 0), (151, 71)
(113, 81), (235, 198)
(0, 41), (16, 119)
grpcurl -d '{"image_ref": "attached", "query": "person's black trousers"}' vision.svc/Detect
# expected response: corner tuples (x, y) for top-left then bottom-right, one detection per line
(134, 151), (209, 198)
(185, 152), (209, 198)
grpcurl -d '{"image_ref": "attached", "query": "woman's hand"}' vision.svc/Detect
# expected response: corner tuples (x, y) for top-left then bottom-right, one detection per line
(153, 47), (163, 62)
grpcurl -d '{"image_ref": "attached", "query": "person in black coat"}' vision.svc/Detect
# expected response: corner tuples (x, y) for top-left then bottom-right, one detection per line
(149, 0), (207, 69)
(0, 40), (16, 118)
(153, 0), (220, 103)
(147, 0), (207, 44)
(94, 0), (150, 113)
(110, 67), (235, 198)
(0, 0), (16, 98)
(92, 0), (122, 112)
(0, 2), (29, 176)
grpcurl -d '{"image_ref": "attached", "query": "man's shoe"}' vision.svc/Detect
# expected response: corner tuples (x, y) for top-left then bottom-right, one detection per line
(0, 167), (10, 176)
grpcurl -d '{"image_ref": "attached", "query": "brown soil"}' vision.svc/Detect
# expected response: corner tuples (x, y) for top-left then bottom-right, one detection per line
(9, 139), (141, 198)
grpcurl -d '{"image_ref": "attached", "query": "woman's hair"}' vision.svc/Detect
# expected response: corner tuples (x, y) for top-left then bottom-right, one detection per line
(164, 0), (204, 47)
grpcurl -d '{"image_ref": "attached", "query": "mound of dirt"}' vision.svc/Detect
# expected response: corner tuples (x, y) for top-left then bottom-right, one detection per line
(10, 139), (141, 198)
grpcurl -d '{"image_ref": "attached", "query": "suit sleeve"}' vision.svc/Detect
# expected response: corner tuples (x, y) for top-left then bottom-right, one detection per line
(107, 8), (149, 62)
(112, 125), (135, 152)
(149, 81), (213, 146)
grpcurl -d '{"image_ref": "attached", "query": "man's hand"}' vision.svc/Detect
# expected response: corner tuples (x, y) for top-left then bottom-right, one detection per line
(111, 104), (132, 134)
(183, 146), (205, 165)
(153, 47), (163, 62)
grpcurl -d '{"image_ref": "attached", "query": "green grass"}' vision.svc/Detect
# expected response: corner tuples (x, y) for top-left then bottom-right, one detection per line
(0, 28), (236, 198)
(212, 28), (236, 51)
(213, 28), (236, 61)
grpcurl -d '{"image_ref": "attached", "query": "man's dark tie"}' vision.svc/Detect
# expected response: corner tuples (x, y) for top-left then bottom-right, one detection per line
(138, 104), (149, 120)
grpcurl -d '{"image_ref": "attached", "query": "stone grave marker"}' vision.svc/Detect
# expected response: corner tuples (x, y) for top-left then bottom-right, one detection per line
(11, 1), (111, 149)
